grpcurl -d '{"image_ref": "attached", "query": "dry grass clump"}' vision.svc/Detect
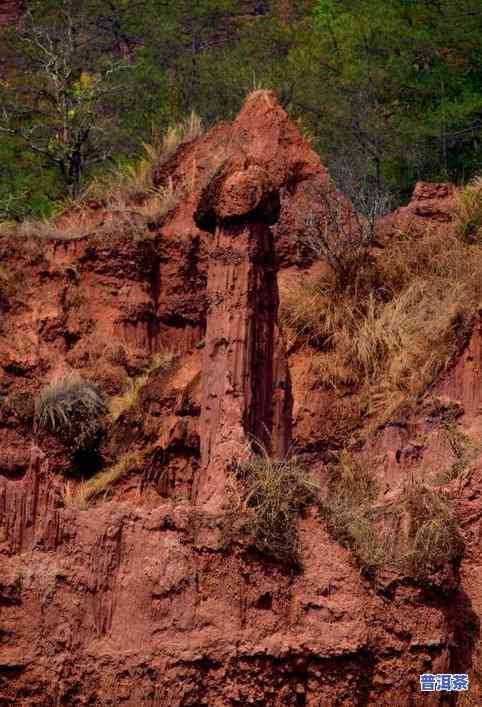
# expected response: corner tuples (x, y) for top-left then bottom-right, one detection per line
(280, 273), (362, 348)
(432, 420), (477, 485)
(109, 349), (176, 422)
(89, 179), (180, 243)
(0, 112), (202, 243)
(1, 217), (88, 241)
(35, 372), (106, 449)
(132, 178), (179, 223)
(88, 112), (202, 208)
(94, 165), (179, 218)
(64, 450), (143, 509)
(149, 111), (203, 165)
(245, 88), (275, 107)
(225, 447), (319, 566)
(400, 481), (464, 578)
(454, 176), (482, 243)
(320, 452), (388, 573)
(321, 454), (464, 581)
(282, 224), (482, 422)
(347, 279), (471, 417)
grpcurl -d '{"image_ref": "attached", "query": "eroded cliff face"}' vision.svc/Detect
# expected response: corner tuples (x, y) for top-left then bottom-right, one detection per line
(0, 92), (481, 705)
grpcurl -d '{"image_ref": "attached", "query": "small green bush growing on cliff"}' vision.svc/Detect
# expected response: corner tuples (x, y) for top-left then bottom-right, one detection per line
(35, 373), (107, 449)
(225, 447), (319, 567)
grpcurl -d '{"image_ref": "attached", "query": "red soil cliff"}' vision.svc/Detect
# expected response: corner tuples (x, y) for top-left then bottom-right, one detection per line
(0, 93), (481, 705)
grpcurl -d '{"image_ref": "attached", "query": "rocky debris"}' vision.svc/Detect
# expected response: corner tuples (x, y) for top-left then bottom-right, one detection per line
(0, 92), (480, 704)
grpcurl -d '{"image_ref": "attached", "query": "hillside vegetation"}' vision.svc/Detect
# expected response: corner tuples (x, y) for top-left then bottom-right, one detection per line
(281, 178), (482, 423)
(1, 0), (481, 219)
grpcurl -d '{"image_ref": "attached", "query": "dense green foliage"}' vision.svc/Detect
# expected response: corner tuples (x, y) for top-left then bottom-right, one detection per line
(308, 0), (482, 198)
(1, 0), (481, 218)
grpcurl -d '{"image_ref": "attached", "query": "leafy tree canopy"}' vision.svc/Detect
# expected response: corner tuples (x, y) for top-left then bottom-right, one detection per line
(1, 0), (481, 218)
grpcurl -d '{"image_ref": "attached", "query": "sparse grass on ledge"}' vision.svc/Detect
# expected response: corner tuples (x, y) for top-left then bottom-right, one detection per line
(400, 481), (464, 579)
(320, 451), (387, 573)
(321, 452), (464, 581)
(153, 111), (203, 164)
(64, 450), (143, 509)
(0, 112), (203, 243)
(432, 420), (477, 486)
(109, 349), (176, 422)
(224, 445), (319, 567)
(0, 217), (88, 242)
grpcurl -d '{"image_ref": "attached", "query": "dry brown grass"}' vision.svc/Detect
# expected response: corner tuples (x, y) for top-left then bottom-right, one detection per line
(453, 176), (482, 243)
(64, 450), (143, 509)
(224, 445), (319, 567)
(399, 480), (464, 577)
(109, 349), (176, 422)
(432, 420), (477, 485)
(134, 178), (179, 222)
(93, 179), (180, 242)
(320, 451), (388, 573)
(0, 217), (88, 241)
(83, 113), (198, 234)
(321, 454), (464, 580)
(88, 111), (202, 209)
(0, 112), (203, 244)
(151, 111), (203, 163)
(281, 224), (482, 422)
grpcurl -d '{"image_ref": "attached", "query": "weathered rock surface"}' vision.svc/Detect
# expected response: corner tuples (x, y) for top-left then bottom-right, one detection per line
(0, 92), (481, 705)
(378, 181), (457, 242)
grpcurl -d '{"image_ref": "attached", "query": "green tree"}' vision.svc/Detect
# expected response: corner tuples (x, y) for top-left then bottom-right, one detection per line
(0, 1), (132, 197)
(291, 0), (482, 198)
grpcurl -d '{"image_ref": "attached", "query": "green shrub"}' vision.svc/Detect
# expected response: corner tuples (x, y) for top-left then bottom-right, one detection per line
(35, 373), (106, 450)
(225, 448), (319, 567)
